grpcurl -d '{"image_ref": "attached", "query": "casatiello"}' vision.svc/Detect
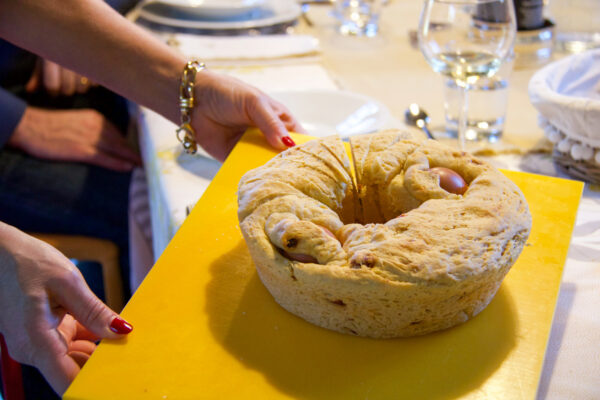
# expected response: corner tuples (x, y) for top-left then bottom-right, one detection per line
(237, 130), (531, 338)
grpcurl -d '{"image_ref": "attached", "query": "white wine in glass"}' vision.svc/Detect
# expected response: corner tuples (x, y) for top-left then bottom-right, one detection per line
(418, 0), (516, 149)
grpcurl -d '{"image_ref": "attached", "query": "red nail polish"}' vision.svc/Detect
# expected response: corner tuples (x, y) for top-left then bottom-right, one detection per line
(110, 317), (133, 334)
(282, 136), (295, 147)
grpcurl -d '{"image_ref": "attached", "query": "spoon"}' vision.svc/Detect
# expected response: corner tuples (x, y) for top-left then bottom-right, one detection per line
(404, 103), (435, 140)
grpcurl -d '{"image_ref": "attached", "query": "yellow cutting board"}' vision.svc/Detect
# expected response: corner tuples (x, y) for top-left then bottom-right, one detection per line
(65, 130), (583, 400)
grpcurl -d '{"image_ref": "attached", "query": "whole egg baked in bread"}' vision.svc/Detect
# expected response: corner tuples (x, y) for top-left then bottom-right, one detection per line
(237, 130), (531, 338)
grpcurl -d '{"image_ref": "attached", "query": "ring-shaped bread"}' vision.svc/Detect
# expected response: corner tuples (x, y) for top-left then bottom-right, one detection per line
(238, 131), (531, 338)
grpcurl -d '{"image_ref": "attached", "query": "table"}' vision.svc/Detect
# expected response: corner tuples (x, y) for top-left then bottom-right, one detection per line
(106, 1), (600, 398)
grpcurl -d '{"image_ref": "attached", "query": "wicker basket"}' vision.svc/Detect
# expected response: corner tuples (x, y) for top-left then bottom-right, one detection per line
(553, 149), (600, 184)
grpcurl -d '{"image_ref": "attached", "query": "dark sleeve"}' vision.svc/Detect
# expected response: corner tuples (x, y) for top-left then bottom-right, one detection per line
(105, 0), (139, 14)
(0, 88), (27, 149)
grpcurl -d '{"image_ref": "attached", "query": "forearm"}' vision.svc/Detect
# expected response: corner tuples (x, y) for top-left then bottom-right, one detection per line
(0, 0), (185, 123)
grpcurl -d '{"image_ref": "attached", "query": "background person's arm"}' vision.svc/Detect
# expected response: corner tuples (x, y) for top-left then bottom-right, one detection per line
(9, 107), (141, 171)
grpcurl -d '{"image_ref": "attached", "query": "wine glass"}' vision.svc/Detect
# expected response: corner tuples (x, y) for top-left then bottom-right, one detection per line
(417, 0), (516, 150)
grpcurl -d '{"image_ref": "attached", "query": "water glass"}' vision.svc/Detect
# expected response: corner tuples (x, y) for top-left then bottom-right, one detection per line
(333, 0), (384, 37)
(417, 0), (516, 149)
(443, 54), (514, 143)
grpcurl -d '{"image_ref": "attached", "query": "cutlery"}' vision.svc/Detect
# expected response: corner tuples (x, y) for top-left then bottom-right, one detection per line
(299, 0), (334, 26)
(404, 103), (435, 140)
(300, 3), (314, 26)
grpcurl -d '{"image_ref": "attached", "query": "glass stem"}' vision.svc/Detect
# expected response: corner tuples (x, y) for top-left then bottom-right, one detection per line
(457, 80), (469, 151)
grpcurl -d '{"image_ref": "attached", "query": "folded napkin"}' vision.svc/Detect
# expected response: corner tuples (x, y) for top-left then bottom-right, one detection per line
(529, 49), (600, 159)
(168, 34), (320, 61)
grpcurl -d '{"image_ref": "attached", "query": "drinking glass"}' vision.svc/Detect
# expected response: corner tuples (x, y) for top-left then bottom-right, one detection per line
(333, 0), (384, 37)
(417, 0), (516, 149)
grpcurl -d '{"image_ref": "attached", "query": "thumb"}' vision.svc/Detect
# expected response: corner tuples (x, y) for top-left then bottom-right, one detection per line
(49, 268), (132, 339)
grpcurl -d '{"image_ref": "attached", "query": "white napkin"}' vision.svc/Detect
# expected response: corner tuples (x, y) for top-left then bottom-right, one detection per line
(170, 34), (320, 61)
(529, 49), (600, 147)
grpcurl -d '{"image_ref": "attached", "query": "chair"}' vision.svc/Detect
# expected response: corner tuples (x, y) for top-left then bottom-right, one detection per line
(30, 233), (125, 311)
(0, 234), (124, 400)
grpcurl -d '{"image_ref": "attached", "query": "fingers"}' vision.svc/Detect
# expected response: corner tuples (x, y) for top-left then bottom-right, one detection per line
(37, 338), (93, 396)
(60, 68), (77, 97)
(56, 317), (97, 367)
(70, 340), (96, 355)
(68, 351), (91, 369)
(56, 315), (99, 348)
(16, 108), (140, 171)
(41, 59), (91, 96)
(34, 314), (99, 395)
(38, 343), (82, 395)
(83, 149), (138, 172)
(66, 110), (141, 171)
(42, 60), (61, 96)
(249, 97), (297, 151)
(96, 119), (142, 166)
(75, 320), (101, 342)
(272, 102), (307, 135)
(48, 267), (132, 340)
(42, 347), (95, 394)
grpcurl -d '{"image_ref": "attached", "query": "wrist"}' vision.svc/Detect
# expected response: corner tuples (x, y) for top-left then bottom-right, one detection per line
(0, 222), (22, 280)
(176, 60), (206, 154)
(9, 107), (35, 150)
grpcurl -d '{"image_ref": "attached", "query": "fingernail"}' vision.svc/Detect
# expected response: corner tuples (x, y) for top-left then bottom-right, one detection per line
(282, 136), (295, 147)
(110, 317), (133, 334)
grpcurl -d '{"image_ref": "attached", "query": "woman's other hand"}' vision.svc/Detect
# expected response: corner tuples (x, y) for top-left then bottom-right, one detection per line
(0, 222), (133, 395)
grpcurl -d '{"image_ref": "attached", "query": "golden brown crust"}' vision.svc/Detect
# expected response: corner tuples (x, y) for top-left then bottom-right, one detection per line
(237, 131), (531, 338)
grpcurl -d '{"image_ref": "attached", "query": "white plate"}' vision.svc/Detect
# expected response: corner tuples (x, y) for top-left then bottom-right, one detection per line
(138, 0), (301, 30)
(269, 89), (395, 139)
(155, 0), (265, 19)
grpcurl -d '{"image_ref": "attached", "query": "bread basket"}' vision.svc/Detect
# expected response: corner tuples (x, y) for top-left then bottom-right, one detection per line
(529, 49), (600, 183)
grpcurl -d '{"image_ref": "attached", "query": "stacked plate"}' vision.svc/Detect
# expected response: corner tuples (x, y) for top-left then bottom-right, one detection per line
(135, 0), (302, 31)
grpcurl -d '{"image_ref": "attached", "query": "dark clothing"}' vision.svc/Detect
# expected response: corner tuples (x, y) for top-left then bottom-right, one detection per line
(0, 40), (36, 147)
(0, 89), (26, 148)
(0, 147), (132, 284)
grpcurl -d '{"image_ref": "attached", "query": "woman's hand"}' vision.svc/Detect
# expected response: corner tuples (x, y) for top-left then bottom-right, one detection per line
(9, 107), (141, 171)
(26, 59), (94, 96)
(191, 70), (306, 161)
(0, 222), (133, 395)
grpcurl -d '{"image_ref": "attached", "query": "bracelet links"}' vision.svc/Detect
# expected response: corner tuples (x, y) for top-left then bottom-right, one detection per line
(177, 60), (205, 154)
